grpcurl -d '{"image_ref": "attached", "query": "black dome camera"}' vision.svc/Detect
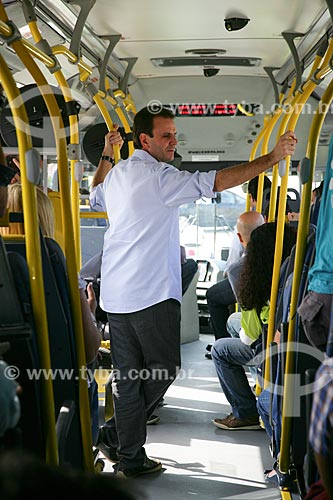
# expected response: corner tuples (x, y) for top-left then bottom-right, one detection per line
(224, 17), (250, 31)
(203, 68), (220, 78)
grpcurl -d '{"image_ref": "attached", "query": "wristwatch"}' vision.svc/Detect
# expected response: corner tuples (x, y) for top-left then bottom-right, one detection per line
(100, 155), (115, 165)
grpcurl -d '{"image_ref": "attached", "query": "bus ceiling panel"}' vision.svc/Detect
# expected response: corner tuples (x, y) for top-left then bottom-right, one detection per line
(74, 0), (329, 82)
(0, 45), (25, 73)
(4, 1), (65, 46)
(34, 0), (128, 84)
(129, 75), (273, 110)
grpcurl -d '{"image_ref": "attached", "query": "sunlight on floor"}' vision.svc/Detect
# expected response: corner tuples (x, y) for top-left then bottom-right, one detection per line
(145, 439), (267, 486)
(167, 383), (229, 405)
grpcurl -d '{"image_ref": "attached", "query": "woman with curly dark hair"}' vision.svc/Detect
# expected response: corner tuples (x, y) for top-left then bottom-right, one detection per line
(211, 221), (296, 430)
(234, 222), (296, 345)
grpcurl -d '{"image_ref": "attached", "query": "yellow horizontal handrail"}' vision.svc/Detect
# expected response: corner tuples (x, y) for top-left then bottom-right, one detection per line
(80, 211), (108, 219)
(52, 44), (92, 79)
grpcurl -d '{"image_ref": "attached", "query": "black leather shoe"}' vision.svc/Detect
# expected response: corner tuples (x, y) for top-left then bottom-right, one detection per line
(205, 352), (212, 360)
(95, 427), (119, 462)
(115, 457), (162, 478)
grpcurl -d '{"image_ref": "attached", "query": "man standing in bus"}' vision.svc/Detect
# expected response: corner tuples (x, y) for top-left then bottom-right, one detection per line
(90, 106), (296, 478)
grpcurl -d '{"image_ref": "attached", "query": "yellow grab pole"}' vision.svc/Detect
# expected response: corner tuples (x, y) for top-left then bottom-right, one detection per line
(93, 92), (121, 162)
(53, 70), (82, 270)
(28, 20), (82, 269)
(106, 81), (134, 156)
(246, 118), (275, 211)
(256, 109), (283, 214)
(0, 51), (58, 465)
(264, 46), (328, 380)
(3, 23), (94, 470)
(266, 83), (296, 223)
(123, 92), (137, 115)
(52, 44), (92, 80)
(279, 76), (333, 475)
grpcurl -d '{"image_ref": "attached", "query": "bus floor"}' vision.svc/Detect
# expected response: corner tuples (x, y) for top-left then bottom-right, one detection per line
(98, 334), (280, 500)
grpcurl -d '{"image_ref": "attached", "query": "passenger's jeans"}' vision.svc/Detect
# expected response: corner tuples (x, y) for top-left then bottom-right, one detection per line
(206, 278), (235, 339)
(211, 337), (259, 419)
(256, 388), (272, 439)
(226, 312), (258, 381)
(102, 299), (181, 469)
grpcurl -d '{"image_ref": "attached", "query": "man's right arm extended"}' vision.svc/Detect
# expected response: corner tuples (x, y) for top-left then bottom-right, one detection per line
(214, 130), (297, 192)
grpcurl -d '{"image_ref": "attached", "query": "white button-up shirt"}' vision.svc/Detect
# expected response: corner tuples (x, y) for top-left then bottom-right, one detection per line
(90, 149), (216, 313)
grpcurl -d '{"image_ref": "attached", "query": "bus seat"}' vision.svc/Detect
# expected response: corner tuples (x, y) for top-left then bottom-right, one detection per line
(45, 237), (99, 447)
(286, 188), (301, 213)
(0, 240), (43, 455)
(181, 270), (200, 344)
(48, 191), (65, 253)
(4, 236), (84, 468)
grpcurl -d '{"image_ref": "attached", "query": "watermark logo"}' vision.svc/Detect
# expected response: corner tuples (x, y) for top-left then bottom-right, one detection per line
(2, 364), (195, 383)
(147, 99), (163, 114)
(144, 99), (333, 117)
(251, 341), (325, 417)
(2, 84), (69, 147)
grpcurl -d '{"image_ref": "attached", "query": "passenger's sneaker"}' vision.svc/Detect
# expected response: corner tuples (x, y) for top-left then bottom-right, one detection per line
(213, 413), (261, 430)
(95, 427), (119, 462)
(147, 414), (160, 425)
(115, 457), (162, 478)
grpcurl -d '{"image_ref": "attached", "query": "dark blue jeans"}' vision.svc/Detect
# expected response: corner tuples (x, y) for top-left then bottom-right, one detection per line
(102, 299), (180, 469)
(211, 337), (259, 419)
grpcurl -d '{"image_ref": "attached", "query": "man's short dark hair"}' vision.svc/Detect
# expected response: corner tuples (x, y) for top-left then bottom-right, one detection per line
(248, 175), (272, 202)
(132, 106), (175, 149)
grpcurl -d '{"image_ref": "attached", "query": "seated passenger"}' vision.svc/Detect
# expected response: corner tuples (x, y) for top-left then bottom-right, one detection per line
(287, 182), (324, 224)
(0, 183), (100, 362)
(0, 183), (101, 443)
(205, 175), (271, 350)
(247, 174), (272, 211)
(206, 211), (264, 343)
(211, 222), (296, 430)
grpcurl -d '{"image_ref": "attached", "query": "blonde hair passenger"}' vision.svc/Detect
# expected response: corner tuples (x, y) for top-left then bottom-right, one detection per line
(0, 184), (54, 238)
(0, 182), (100, 365)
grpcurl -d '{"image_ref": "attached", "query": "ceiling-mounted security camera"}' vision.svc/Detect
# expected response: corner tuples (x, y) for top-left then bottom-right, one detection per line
(203, 68), (220, 77)
(224, 17), (250, 31)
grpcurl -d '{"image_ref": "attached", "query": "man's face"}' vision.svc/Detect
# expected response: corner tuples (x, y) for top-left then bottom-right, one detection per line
(140, 117), (177, 163)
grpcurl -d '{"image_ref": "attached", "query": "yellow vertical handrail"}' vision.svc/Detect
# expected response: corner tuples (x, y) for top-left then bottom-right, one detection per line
(247, 98), (285, 213)
(106, 80), (135, 156)
(266, 83), (297, 223)
(28, 21), (82, 269)
(93, 92), (121, 162)
(278, 80), (333, 473)
(279, 71), (333, 475)
(0, 49), (58, 465)
(264, 46), (327, 386)
(0, 13), (94, 470)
